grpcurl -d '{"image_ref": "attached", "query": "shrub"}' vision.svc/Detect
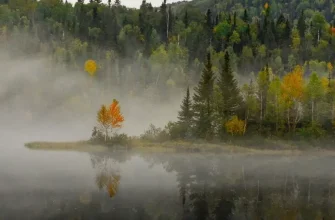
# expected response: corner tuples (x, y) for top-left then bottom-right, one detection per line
(225, 116), (245, 136)
(106, 133), (131, 147)
(90, 126), (131, 147)
(140, 124), (170, 142)
(297, 122), (326, 139)
(164, 121), (185, 140)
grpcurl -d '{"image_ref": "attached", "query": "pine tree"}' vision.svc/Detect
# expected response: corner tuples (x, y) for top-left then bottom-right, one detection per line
(192, 53), (215, 140)
(215, 14), (219, 26)
(178, 87), (193, 138)
(297, 10), (306, 39)
(233, 12), (237, 29)
(183, 10), (189, 28)
(218, 52), (242, 134)
(243, 9), (249, 23)
(205, 9), (213, 46)
(160, 0), (168, 43)
(168, 6), (174, 36)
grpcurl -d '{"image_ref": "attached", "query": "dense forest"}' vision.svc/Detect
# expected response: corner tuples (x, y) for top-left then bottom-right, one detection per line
(2, 0), (335, 139)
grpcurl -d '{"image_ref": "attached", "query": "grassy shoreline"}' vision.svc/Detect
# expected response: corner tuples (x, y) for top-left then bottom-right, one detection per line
(24, 139), (335, 156)
(25, 141), (108, 152)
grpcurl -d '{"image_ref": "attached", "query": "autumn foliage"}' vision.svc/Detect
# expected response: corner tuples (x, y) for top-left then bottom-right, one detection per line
(96, 172), (120, 198)
(225, 116), (245, 136)
(84, 59), (97, 76)
(109, 99), (125, 128)
(97, 99), (124, 141)
(107, 175), (121, 198)
(280, 65), (304, 131)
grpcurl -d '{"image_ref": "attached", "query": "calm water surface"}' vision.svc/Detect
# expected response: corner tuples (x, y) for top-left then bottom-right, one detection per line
(2, 125), (335, 219)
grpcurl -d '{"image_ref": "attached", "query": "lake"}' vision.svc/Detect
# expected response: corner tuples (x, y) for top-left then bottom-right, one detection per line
(2, 125), (335, 219)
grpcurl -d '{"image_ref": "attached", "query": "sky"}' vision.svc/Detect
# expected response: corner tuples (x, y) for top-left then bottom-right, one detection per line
(68, 0), (189, 8)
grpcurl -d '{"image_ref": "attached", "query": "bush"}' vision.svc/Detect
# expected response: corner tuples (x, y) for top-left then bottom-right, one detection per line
(164, 121), (184, 140)
(90, 126), (105, 143)
(297, 122), (326, 139)
(140, 124), (170, 142)
(164, 121), (193, 140)
(106, 133), (131, 147)
(225, 116), (245, 136)
(90, 126), (131, 147)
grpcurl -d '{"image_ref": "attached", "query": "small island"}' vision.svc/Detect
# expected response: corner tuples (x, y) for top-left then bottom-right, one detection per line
(25, 58), (335, 156)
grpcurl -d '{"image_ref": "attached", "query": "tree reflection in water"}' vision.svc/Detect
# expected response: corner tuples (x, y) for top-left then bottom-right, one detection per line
(90, 153), (121, 198)
(2, 153), (335, 219)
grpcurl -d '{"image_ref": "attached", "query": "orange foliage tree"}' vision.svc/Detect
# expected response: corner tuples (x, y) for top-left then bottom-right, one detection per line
(109, 99), (125, 130)
(97, 99), (124, 141)
(280, 65), (304, 132)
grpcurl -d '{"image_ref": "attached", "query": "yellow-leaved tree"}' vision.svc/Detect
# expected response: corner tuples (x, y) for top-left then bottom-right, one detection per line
(97, 99), (125, 142)
(280, 65), (304, 132)
(97, 104), (111, 142)
(225, 116), (245, 136)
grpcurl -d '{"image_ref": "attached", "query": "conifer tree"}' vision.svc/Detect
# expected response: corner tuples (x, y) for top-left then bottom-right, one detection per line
(218, 51), (242, 134)
(178, 86), (193, 138)
(168, 6), (174, 36)
(205, 9), (213, 46)
(192, 53), (215, 139)
(297, 10), (306, 39)
(243, 9), (249, 23)
(160, 0), (168, 43)
(183, 10), (189, 28)
(233, 12), (237, 29)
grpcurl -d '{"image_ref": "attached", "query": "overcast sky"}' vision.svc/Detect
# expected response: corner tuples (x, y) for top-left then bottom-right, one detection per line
(67, 0), (189, 8)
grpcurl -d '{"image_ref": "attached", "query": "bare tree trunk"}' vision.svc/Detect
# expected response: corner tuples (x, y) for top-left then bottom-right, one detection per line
(260, 93), (263, 122)
(311, 100), (314, 123)
(105, 128), (108, 142)
(293, 102), (302, 132)
(244, 109), (249, 135)
(257, 180), (260, 201)
(275, 96), (279, 134)
(332, 103), (335, 123)
(287, 109), (290, 132)
(166, 10), (169, 42)
(242, 165), (246, 190)
(308, 179), (311, 204)
(284, 173), (287, 197)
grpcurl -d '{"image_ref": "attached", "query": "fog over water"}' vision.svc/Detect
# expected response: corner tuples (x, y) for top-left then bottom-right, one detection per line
(3, 54), (335, 219)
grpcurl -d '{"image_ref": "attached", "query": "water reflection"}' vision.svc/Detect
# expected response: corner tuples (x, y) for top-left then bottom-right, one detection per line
(90, 154), (121, 198)
(3, 152), (335, 219)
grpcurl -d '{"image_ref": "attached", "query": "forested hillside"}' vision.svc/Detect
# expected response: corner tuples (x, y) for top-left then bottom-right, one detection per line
(2, 0), (335, 138)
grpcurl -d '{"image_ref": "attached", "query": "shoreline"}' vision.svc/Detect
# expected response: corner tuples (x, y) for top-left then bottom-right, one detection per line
(24, 140), (335, 156)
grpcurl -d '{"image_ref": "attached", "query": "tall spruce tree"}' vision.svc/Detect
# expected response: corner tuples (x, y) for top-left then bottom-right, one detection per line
(160, 0), (168, 43)
(243, 9), (249, 22)
(178, 86), (193, 138)
(297, 10), (306, 39)
(192, 53), (215, 140)
(218, 52), (242, 134)
(183, 10), (189, 28)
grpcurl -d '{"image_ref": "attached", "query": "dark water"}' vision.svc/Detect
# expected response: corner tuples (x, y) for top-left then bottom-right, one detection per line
(2, 128), (335, 219)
